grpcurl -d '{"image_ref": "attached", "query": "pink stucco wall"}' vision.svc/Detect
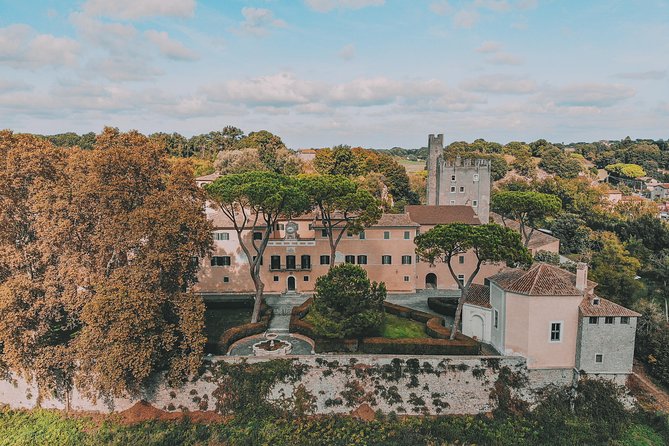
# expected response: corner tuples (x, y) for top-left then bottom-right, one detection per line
(504, 292), (582, 369)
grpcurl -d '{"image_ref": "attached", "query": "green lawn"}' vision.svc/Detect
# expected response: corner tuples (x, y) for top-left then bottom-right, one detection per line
(380, 313), (429, 339)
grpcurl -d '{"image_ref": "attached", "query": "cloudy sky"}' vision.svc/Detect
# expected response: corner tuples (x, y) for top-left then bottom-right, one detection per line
(0, 0), (668, 149)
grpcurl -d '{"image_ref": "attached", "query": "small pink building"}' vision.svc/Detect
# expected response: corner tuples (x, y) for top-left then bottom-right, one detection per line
(462, 263), (639, 376)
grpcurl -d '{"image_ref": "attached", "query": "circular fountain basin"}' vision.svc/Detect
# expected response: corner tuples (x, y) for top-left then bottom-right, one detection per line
(252, 336), (292, 356)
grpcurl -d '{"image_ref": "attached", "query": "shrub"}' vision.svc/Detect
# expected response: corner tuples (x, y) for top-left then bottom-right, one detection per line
(309, 264), (386, 339)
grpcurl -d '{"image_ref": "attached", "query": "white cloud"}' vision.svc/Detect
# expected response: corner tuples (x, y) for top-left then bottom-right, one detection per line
(453, 10), (480, 28)
(474, 0), (511, 12)
(476, 41), (502, 53)
(0, 24), (79, 69)
(462, 75), (537, 94)
(145, 30), (198, 61)
(236, 7), (287, 36)
(615, 70), (667, 80)
(337, 43), (356, 60)
(304, 0), (385, 13)
(0, 79), (32, 94)
(548, 83), (636, 108)
(201, 73), (319, 107)
(82, 0), (196, 20)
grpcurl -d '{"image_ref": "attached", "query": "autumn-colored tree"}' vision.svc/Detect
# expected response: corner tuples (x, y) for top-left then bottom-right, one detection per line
(205, 171), (311, 322)
(0, 128), (212, 399)
(415, 223), (531, 339)
(299, 174), (381, 268)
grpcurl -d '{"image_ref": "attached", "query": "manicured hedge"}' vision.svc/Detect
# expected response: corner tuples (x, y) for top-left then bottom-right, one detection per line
(427, 297), (458, 317)
(289, 299), (480, 355)
(359, 337), (479, 355)
(214, 303), (274, 354)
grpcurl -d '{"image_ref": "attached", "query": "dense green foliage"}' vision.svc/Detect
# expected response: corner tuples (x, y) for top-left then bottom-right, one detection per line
(2, 378), (668, 446)
(308, 264), (386, 339)
(606, 163), (647, 179)
(491, 191), (562, 247)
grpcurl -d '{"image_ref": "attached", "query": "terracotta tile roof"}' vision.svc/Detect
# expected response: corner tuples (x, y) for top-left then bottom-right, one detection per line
(464, 284), (491, 308)
(579, 296), (641, 317)
(489, 263), (595, 296)
(405, 205), (481, 225)
(490, 213), (559, 251)
(374, 213), (420, 227)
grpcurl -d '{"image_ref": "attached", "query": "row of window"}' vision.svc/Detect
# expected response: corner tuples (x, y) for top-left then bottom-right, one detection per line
(210, 254), (419, 267)
(588, 316), (630, 325)
(214, 230), (418, 241)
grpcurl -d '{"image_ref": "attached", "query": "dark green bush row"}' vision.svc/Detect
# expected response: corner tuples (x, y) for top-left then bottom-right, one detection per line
(427, 297), (458, 317)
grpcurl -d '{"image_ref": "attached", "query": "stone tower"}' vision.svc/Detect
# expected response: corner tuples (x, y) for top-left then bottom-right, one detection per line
(424, 133), (492, 223)
(426, 134), (443, 206)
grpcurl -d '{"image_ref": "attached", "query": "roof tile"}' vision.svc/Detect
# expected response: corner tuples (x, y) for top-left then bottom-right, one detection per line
(405, 205), (481, 225)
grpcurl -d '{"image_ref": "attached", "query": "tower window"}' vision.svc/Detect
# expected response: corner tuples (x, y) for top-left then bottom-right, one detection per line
(459, 186), (465, 193)
(450, 186), (456, 193)
(473, 174), (479, 182)
(451, 175), (456, 181)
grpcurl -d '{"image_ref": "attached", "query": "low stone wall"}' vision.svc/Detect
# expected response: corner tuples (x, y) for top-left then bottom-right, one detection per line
(0, 354), (590, 416)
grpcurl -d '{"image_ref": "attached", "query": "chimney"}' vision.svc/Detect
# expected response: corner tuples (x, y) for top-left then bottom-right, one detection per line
(576, 262), (588, 292)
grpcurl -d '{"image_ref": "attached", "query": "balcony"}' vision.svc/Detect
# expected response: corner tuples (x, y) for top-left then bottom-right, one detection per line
(269, 264), (312, 272)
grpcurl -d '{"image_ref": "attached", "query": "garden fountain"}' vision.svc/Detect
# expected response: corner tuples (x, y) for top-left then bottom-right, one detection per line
(252, 332), (293, 356)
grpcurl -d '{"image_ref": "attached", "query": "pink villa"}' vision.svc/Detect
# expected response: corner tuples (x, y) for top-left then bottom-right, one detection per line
(194, 133), (640, 378)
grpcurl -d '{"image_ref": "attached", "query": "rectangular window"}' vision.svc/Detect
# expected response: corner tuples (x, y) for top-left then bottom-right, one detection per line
(189, 256), (199, 268)
(286, 255), (296, 270)
(401, 255), (412, 265)
(620, 317), (630, 324)
(270, 255), (281, 270)
(595, 354), (603, 363)
(213, 232), (229, 241)
(472, 200), (478, 207)
(301, 255), (311, 270)
(473, 174), (479, 182)
(458, 255), (465, 264)
(321, 229), (328, 237)
(253, 231), (262, 240)
(359, 231), (366, 240)
(304, 276), (309, 282)
(550, 322), (562, 342)
(345, 255), (355, 264)
(273, 276), (279, 282)
(404, 276), (410, 282)
(450, 186), (456, 193)
(357, 255), (368, 264)
(347, 231), (353, 237)
(404, 231), (411, 240)
(605, 317), (614, 324)
(450, 200), (456, 205)
(415, 254), (420, 263)
(457, 274), (465, 286)
(459, 186), (465, 193)
(320, 255), (330, 265)
(223, 276), (229, 283)
(494, 309), (499, 329)
(589, 317), (598, 324)
(451, 175), (456, 181)
(275, 223), (284, 231)
(384, 231), (390, 239)
(210, 256), (231, 267)
(382, 255), (392, 265)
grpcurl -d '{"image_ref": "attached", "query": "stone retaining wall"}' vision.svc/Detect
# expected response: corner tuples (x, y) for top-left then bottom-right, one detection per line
(0, 355), (627, 416)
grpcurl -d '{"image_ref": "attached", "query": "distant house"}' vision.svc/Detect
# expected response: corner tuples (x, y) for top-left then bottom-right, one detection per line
(195, 172), (221, 188)
(490, 213), (560, 255)
(650, 183), (669, 200)
(602, 189), (623, 205)
(462, 262), (639, 379)
(296, 149), (318, 163)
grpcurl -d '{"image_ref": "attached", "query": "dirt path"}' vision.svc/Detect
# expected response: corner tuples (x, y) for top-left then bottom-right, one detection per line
(629, 362), (669, 412)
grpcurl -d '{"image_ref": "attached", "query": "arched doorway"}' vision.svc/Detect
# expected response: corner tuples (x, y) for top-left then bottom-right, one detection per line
(287, 276), (296, 292)
(425, 273), (437, 289)
(470, 315), (485, 341)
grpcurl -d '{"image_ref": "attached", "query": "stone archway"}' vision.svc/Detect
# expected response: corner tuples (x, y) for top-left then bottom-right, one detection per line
(470, 314), (485, 341)
(425, 273), (437, 289)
